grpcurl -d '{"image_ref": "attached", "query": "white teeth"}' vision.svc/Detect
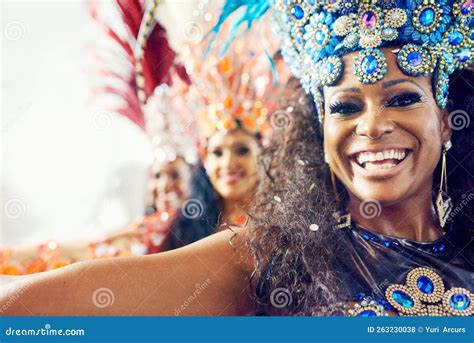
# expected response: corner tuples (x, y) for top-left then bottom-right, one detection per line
(364, 161), (397, 171)
(355, 149), (408, 165)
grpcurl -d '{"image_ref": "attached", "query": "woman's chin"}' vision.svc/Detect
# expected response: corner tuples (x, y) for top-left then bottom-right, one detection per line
(351, 186), (408, 207)
(217, 185), (251, 202)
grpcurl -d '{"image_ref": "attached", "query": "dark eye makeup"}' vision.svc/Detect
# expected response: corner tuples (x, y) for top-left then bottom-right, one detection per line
(384, 91), (423, 107)
(328, 91), (424, 116)
(329, 101), (362, 115)
(211, 148), (223, 157)
(170, 171), (180, 180)
(235, 146), (250, 156)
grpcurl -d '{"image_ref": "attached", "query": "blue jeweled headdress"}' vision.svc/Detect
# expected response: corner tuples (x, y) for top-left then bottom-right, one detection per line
(213, 0), (473, 116)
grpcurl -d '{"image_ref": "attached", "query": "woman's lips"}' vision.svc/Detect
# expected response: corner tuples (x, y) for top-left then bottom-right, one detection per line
(349, 148), (413, 180)
(220, 172), (245, 186)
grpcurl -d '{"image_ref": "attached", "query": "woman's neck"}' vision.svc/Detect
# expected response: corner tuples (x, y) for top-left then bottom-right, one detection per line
(347, 188), (443, 242)
(218, 198), (249, 229)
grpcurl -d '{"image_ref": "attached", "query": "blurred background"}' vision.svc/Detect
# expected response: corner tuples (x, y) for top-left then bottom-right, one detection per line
(1, 0), (282, 277)
(3, 1), (151, 246)
(2, 0), (205, 247)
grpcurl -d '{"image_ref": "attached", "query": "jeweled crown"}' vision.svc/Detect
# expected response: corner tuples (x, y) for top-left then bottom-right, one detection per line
(183, 19), (290, 141)
(270, 0), (472, 111)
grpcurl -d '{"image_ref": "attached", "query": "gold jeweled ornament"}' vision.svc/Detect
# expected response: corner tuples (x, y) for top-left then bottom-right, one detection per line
(348, 300), (388, 316)
(386, 284), (424, 315)
(383, 267), (474, 316)
(406, 267), (445, 303)
(443, 287), (474, 316)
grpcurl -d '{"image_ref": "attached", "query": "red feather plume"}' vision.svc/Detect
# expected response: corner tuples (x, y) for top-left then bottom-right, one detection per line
(87, 0), (182, 130)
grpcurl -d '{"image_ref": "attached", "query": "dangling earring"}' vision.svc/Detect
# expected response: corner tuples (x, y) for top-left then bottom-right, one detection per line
(436, 140), (453, 228)
(333, 210), (352, 229)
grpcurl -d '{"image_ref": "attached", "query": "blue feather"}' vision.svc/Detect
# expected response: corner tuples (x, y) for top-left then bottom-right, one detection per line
(208, 0), (270, 55)
(207, 0), (278, 84)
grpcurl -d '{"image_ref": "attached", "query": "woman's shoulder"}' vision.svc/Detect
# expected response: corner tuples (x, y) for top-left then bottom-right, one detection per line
(169, 225), (254, 275)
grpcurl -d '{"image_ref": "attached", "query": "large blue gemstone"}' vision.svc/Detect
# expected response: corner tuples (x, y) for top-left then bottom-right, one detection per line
(419, 8), (435, 27)
(392, 290), (414, 308)
(315, 29), (327, 45)
(407, 51), (423, 66)
(457, 47), (471, 62)
(448, 31), (464, 46)
(361, 55), (378, 75)
(357, 310), (377, 316)
(450, 294), (470, 310)
(291, 5), (305, 20)
(417, 276), (434, 294)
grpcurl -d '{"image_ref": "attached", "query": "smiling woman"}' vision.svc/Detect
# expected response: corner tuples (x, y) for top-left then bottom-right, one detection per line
(323, 50), (452, 241)
(205, 130), (261, 203)
(161, 28), (289, 249)
(203, 129), (261, 228)
(211, 0), (474, 316)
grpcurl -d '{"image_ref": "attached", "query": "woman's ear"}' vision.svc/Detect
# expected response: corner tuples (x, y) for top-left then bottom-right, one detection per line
(440, 109), (452, 144)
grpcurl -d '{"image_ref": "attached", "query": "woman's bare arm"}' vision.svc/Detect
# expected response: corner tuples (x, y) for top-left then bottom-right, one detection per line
(0, 228), (254, 316)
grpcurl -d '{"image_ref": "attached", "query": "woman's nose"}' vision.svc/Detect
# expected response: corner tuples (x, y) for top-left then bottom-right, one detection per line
(355, 103), (395, 140)
(220, 150), (237, 168)
(157, 176), (172, 192)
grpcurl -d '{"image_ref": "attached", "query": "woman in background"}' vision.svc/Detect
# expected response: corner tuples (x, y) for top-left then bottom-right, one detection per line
(162, 30), (290, 249)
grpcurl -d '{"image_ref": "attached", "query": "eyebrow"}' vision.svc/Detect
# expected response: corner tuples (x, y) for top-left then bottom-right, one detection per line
(332, 87), (361, 96)
(381, 78), (424, 92)
(328, 86), (361, 103)
(208, 141), (248, 149)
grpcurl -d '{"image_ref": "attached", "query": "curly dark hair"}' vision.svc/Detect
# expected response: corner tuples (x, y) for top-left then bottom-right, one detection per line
(243, 66), (474, 315)
(164, 164), (222, 250)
